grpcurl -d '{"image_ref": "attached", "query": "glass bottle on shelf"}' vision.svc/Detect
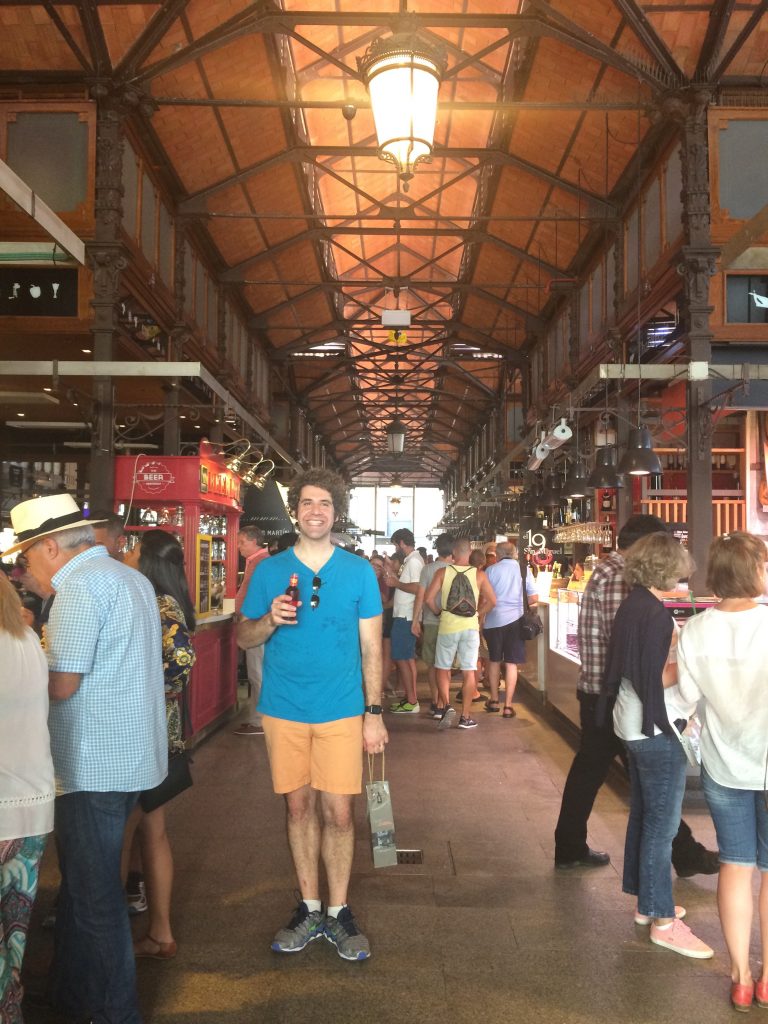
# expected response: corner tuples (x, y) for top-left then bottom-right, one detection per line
(174, 506), (185, 527)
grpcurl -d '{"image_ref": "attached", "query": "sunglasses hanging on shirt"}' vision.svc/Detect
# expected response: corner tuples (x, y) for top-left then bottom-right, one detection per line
(310, 576), (322, 610)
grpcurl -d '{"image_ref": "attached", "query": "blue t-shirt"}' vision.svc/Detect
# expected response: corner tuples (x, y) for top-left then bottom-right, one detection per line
(241, 547), (382, 724)
(483, 558), (537, 629)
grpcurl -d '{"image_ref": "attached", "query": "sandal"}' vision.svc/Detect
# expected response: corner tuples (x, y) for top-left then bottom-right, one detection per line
(134, 934), (178, 960)
(484, 700), (500, 713)
(502, 706), (516, 719)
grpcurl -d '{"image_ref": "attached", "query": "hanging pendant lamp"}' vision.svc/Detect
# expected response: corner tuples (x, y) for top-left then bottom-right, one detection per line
(358, 33), (446, 191)
(588, 447), (624, 489)
(563, 460), (590, 499)
(618, 427), (663, 476)
(386, 416), (406, 454)
(540, 471), (563, 508)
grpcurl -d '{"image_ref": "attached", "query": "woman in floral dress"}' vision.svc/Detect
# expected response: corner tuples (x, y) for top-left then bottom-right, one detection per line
(124, 529), (196, 960)
(0, 572), (54, 1022)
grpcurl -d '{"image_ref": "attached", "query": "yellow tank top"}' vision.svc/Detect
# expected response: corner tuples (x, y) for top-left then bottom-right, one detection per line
(439, 565), (479, 634)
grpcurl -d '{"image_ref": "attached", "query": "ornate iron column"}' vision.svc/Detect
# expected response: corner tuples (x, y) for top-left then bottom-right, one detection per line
(675, 88), (719, 587)
(86, 85), (152, 505)
(165, 228), (191, 455)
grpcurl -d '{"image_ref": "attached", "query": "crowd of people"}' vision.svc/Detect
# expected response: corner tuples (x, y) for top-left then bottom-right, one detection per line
(3, 473), (768, 1019)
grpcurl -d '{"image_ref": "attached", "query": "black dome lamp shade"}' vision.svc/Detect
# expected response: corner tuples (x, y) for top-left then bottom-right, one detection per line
(588, 446), (624, 489)
(617, 427), (663, 476)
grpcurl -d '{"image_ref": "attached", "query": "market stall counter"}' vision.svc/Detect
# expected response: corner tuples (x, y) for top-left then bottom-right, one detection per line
(114, 444), (242, 740)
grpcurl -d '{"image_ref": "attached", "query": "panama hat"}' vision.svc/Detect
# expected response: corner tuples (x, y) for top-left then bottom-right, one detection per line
(3, 494), (107, 557)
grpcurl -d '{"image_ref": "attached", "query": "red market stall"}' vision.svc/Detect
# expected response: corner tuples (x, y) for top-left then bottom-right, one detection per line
(114, 445), (242, 737)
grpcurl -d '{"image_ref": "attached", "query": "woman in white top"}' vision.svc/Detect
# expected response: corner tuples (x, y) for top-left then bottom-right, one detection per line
(677, 531), (768, 1012)
(0, 571), (55, 1018)
(602, 532), (712, 960)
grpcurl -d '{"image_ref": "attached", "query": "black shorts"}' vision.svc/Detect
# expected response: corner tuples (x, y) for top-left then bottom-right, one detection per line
(483, 617), (526, 665)
(382, 606), (394, 639)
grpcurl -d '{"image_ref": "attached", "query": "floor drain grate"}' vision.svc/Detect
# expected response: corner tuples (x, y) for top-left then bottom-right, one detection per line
(396, 849), (424, 865)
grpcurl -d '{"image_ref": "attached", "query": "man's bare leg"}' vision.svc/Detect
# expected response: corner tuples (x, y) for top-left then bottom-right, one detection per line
(285, 785), (321, 900)
(319, 792), (355, 907)
(461, 669), (476, 719)
(503, 662), (519, 709)
(486, 661), (501, 704)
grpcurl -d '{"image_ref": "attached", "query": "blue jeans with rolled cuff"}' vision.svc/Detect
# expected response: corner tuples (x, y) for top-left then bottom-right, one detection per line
(48, 790), (143, 1024)
(622, 732), (687, 920)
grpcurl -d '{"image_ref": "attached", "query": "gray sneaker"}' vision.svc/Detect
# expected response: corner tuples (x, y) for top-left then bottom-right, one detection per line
(271, 900), (325, 953)
(323, 906), (371, 961)
(437, 705), (456, 730)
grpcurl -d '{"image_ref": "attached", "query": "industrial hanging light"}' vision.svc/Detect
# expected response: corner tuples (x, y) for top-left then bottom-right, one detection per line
(563, 461), (590, 499)
(618, 427), (663, 476)
(358, 32), (446, 191)
(539, 470), (563, 508)
(386, 416), (406, 454)
(588, 446), (624, 489)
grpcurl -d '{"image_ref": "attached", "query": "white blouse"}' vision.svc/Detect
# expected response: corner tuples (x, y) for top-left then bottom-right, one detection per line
(677, 604), (768, 790)
(0, 626), (55, 841)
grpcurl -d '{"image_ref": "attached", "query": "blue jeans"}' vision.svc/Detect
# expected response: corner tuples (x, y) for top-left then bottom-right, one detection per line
(622, 733), (687, 919)
(49, 791), (142, 1024)
(702, 767), (768, 869)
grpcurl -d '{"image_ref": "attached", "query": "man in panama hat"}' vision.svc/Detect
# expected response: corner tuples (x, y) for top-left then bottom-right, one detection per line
(6, 493), (167, 1023)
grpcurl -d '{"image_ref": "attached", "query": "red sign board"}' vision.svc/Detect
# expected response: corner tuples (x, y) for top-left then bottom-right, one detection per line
(114, 454), (242, 510)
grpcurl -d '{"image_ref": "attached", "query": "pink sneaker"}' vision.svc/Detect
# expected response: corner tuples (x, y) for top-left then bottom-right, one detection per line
(649, 918), (713, 959)
(634, 905), (686, 926)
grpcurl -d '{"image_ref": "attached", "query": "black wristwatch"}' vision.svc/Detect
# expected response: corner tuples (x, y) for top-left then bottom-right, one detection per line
(364, 704), (383, 715)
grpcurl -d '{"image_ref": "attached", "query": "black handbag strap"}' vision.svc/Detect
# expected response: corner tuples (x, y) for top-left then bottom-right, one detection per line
(520, 555), (532, 612)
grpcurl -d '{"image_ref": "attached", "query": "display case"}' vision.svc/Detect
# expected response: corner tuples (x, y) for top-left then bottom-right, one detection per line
(550, 588), (583, 666)
(113, 447), (243, 737)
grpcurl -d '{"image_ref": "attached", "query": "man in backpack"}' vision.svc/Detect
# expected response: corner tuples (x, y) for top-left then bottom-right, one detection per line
(424, 538), (496, 730)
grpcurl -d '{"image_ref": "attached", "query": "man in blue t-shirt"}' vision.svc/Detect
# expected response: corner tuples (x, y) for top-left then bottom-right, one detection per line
(238, 468), (386, 961)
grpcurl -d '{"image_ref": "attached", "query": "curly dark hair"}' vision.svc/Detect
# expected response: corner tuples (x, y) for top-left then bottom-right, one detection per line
(286, 468), (349, 520)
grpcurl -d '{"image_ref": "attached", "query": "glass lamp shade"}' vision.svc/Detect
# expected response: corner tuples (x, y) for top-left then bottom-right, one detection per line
(386, 416), (406, 454)
(617, 428), (663, 476)
(539, 471), (563, 508)
(359, 34), (445, 185)
(588, 447), (624, 489)
(563, 461), (590, 499)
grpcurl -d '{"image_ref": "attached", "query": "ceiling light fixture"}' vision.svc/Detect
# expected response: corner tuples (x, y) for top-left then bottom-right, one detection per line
(618, 427), (663, 476)
(358, 32), (445, 191)
(588, 446), (624, 489)
(386, 416), (406, 454)
(542, 417), (572, 450)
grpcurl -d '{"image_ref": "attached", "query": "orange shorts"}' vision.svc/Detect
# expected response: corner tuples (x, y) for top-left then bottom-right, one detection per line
(261, 714), (363, 795)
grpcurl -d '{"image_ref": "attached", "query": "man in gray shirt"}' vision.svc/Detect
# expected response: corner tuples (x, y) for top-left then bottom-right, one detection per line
(411, 533), (453, 718)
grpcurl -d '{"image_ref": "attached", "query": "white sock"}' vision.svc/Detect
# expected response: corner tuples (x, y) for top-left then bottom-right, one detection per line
(327, 904), (346, 918)
(654, 920), (673, 930)
(304, 899), (322, 913)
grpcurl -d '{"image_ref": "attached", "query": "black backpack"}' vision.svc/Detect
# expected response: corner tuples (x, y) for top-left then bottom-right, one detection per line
(445, 566), (477, 617)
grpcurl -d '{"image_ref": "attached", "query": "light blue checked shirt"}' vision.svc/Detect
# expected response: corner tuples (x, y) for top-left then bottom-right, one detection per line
(48, 546), (168, 794)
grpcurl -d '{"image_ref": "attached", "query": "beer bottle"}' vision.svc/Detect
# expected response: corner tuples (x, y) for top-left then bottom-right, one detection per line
(285, 573), (300, 606)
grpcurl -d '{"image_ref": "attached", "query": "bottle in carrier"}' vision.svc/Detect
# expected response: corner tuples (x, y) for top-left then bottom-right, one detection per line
(285, 573), (300, 606)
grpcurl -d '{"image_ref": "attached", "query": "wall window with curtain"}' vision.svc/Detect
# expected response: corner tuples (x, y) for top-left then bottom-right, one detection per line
(140, 172), (157, 265)
(643, 175), (661, 270)
(663, 147), (683, 248)
(626, 207), (639, 294)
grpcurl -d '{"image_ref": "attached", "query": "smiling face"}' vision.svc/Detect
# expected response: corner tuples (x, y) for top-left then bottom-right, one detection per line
(294, 485), (335, 543)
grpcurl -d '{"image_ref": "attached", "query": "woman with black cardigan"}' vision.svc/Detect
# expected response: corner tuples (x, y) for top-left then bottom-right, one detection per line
(600, 531), (713, 960)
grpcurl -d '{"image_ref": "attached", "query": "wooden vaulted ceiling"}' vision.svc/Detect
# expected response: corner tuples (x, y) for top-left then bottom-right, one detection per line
(2, 0), (768, 484)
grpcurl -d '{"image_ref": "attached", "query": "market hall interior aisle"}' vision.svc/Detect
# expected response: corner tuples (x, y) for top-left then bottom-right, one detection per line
(24, 688), (730, 1024)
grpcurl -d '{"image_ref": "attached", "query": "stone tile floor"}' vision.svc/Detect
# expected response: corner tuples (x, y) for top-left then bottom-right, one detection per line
(23, 682), (742, 1024)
